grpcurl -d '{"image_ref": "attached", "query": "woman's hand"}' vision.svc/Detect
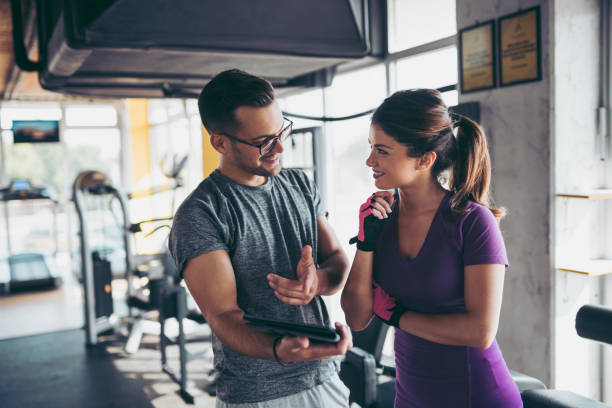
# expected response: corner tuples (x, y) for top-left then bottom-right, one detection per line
(372, 281), (405, 328)
(350, 191), (394, 252)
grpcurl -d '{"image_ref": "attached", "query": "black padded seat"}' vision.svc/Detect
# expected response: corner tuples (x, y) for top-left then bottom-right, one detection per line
(522, 389), (612, 408)
(509, 369), (546, 392)
(376, 380), (396, 407)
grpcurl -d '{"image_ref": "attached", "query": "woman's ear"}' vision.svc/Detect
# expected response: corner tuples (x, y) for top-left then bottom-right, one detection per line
(418, 151), (437, 170)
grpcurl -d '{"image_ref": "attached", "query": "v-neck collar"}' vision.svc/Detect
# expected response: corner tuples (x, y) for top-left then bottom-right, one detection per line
(393, 191), (450, 262)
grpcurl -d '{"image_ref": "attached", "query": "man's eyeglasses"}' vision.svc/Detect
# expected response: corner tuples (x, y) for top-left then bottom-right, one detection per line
(219, 117), (293, 156)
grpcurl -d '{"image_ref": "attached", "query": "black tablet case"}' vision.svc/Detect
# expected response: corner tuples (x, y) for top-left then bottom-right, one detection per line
(244, 314), (341, 343)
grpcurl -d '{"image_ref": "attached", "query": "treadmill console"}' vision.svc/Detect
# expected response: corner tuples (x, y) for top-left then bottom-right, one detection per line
(9, 180), (31, 192)
(1, 180), (53, 201)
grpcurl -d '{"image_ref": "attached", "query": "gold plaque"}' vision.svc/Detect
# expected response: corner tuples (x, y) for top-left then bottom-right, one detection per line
(459, 21), (496, 93)
(499, 7), (541, 86)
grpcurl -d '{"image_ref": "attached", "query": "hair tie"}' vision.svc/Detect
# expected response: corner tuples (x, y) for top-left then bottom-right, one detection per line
(450, 112), (463, 128)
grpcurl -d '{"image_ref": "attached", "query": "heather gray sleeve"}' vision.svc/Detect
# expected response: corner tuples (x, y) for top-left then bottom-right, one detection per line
(290, 168), (325, 218)
(312, 177), (325, 218)
(168, 196), (232, 279)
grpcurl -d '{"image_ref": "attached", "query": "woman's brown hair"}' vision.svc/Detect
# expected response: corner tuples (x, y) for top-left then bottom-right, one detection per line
(371, 89), (505, 220)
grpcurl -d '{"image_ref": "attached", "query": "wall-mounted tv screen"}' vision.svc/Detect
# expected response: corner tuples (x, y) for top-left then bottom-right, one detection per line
(12, 120), (60, 143)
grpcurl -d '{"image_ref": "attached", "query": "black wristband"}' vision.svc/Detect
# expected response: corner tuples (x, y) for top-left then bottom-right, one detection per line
(349, 235), (377, 252)
(387, 308), (404, 328)
(272, 336), (289, 366)
(356, 240), (376, 252)
(374, 305), (406, 328)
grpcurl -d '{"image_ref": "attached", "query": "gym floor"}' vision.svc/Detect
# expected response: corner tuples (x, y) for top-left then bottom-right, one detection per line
(0, 262), (218, 408)
(0, 329), (217, 408)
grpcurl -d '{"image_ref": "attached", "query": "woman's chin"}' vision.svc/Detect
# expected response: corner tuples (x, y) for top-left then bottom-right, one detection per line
(374, 179), (391, 190)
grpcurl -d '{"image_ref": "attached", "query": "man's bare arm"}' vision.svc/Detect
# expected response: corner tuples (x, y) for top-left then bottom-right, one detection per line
(315, 215), (350, 295)
(184, 249), (352, 361)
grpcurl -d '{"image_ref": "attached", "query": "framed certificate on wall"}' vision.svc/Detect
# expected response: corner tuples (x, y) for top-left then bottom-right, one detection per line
(458, 20), (496, 93)
(498, 6), (541, 86)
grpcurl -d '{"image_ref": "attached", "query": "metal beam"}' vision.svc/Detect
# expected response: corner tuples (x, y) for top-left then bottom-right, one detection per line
(5, 0), (38, 99)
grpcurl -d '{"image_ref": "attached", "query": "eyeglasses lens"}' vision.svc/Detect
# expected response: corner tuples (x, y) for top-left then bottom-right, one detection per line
(260, 122), (292, 156)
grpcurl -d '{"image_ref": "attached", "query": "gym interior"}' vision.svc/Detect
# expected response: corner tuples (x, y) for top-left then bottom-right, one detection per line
(0, 1), (611, 407)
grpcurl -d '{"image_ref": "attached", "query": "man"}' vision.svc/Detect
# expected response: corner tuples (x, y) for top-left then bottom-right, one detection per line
(169, 69), (352, 407)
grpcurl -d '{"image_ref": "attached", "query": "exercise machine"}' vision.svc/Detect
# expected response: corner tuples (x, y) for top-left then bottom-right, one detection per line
(520, 305), (612, 408)
(73, 170), (133, 345)
(0, 179), (61, 293)
(73, 169), (214, 402)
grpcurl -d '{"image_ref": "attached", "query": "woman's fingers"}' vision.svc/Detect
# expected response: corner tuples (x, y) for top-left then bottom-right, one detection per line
(370, 208), (385, 219)
(374, 191), (395, 207)
(370, 201), (390, 218)
(372, 195), (393, 213)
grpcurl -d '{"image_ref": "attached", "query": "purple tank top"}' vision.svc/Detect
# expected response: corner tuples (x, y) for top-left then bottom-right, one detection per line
(373, 192), (522, 407)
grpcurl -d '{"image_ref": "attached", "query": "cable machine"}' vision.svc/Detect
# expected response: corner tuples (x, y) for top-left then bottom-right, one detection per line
(72, 170), (133, 346)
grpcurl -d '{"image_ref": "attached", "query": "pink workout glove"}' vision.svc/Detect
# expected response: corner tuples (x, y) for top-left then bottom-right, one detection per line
(372, 281), (406, 328)
(349, 194), (388, 252)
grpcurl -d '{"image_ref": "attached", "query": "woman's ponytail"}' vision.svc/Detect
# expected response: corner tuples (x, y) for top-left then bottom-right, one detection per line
(450, 115), (505, 220)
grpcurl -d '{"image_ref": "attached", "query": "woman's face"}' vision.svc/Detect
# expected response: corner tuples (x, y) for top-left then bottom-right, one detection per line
(366, 124), (421, 190)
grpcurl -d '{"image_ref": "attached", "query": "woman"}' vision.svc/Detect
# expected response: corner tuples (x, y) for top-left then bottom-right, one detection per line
(341, 89), (522, 407)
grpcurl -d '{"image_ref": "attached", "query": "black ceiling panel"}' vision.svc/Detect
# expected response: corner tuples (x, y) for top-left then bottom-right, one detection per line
(30, 0), (385, 98)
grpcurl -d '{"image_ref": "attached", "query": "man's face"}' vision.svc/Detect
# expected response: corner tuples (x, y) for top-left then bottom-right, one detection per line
(225, 101), (285, 177)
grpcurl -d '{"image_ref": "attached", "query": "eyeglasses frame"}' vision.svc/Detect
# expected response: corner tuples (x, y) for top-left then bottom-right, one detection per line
(218, 117), (294, 156)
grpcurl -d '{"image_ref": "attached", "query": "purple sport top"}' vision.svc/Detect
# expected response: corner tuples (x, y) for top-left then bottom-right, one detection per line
(373, 192), (522, 408)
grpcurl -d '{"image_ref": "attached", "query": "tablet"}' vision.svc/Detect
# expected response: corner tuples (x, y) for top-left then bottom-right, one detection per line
(243, 314), (341, 344)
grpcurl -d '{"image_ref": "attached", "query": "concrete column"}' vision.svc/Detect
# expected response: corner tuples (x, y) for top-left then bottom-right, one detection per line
(456, 0), (554, 386)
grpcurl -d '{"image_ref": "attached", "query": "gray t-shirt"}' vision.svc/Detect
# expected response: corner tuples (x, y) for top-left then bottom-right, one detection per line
(169, 168), (338, 404)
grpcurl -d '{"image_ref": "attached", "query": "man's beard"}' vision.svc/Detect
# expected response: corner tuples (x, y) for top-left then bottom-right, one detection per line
(233, 149), (281, 177)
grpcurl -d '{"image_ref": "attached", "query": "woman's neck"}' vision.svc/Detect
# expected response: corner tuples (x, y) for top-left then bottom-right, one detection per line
(397, 179), (447, 214)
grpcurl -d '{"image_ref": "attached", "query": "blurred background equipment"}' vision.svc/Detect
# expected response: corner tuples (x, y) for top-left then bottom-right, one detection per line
(0, 179), (62, 293)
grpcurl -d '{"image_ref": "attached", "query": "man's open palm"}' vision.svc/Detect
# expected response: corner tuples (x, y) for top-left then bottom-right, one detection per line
(267, 245), (319, 305)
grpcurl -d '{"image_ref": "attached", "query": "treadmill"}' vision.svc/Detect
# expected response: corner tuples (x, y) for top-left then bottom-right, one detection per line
(0, 180), (62, 293)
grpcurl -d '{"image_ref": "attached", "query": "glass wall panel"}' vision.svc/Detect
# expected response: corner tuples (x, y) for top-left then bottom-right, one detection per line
(441, 90), (459, 106)
(278, 89), (324, 184)
(63, 128), (122, 187)
(395, 46), (458, 91)
(324, 65), (387, 258)
(279, 88), (324, 130)
(0, 106), (62, 129)
(388, 0), (456, 52)
(65, 105), (117, 127)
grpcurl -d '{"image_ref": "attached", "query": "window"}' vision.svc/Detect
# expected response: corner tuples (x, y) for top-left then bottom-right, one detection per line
(145, 99), (203, 221)
(65, 105), (117, 127)
(394, 46), (459, 106)
(63, 128), (122, 186)
(0, 103), (123, 280)
(387, 0), (457, 52)
(278, 89), (325, 190)
(395, 46), (457, 88)
(0, 105), (62, 130)
(324, 65), (387, 250)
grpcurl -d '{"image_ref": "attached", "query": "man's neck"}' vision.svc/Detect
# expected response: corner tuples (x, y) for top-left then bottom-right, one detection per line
(217, 160), (268, 187)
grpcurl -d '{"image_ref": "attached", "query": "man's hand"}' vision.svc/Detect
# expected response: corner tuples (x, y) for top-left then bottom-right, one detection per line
(274, 322), (353, 362)
(268, 245), (319, 305)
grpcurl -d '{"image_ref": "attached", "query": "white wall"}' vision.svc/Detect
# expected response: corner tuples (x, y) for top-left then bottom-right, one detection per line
(553, 0), (600, 396)
(554, 0), (610, 402)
